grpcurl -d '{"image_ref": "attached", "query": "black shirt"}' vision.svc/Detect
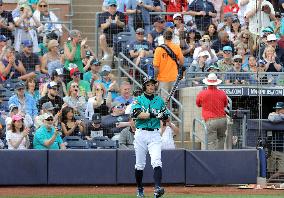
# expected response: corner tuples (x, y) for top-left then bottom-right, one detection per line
(211, 39), (235, 54)
(99, 11), (125, 35)
(16, 52), (40, 73)
(101, 114), (129, 138)
(0, 11), (14, 41)
(38, 94), (64, 114)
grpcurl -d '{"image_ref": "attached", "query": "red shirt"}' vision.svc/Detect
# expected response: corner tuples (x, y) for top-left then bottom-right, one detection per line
(163, 0), (188, 21)
(196, 86), (228, 121)
(223, 4), (239, 14)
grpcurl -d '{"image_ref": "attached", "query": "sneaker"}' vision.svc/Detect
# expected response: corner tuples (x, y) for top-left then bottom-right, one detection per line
(137, 187), (144, 197)
(154, 186), (164, 198)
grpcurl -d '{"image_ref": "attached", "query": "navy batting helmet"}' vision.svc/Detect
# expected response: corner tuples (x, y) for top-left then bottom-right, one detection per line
(142, 76), (157, 91)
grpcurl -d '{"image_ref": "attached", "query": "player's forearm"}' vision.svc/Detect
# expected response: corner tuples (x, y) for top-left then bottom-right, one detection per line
(137, 112), (150, 119)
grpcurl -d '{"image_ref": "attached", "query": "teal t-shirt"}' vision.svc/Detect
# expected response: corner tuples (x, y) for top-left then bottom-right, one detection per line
(37, 43), (48, 57)
(132, 93), (168, 129)
(33, 125), (63, 150)
(67, 80), (91, 96)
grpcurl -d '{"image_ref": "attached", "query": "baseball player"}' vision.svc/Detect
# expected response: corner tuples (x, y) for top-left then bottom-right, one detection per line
(131, 76), (169, 198)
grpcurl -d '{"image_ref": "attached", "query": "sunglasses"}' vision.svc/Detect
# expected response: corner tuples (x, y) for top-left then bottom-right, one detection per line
(224, 51), (232, 54)
(45, 118), (53, 121)
(109, 4), (117, 7)
(174, 18), (182, 21)
(52, 87), (58, 91)
(267, 40), (276, 42)
(242, 37), (249, 40)
(136, 32), (144, 35)
(234, 59), (242, 63)
(73, 73), (80, 76)
(72, 85), (79, 88)
(114, 105), (125, 109)
(17, 88), (25, 91)
(96, 88), (104, 91)
(39, 5), (47, 7)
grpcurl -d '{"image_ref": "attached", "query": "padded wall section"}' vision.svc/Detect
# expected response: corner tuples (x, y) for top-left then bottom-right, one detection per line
(0, 150), (47, 185)
(186, 150), (257, 185)
(48, 150), (116, 184)
(117, 149), (185, 184)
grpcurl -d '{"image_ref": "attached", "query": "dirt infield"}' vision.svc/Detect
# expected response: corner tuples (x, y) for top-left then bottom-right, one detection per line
(0, 186), (283, 196)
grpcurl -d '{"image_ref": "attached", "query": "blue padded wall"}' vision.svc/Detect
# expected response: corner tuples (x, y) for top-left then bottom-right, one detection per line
(186, 150), (257, 185)
(116, 149), (185, 184)
(48, 150), (117, 184)
(0, 150), (47, 185)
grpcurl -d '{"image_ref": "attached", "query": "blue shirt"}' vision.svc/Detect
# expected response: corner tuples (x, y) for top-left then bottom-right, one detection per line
(33, 125), (63, 150)
(127, 0), (153, 25)
(114, 95), (134, 105)
(8, 93), (38, 118)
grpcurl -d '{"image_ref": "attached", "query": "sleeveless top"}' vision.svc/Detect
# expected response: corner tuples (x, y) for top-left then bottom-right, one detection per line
(94, 99), (109, 116)
(64, 41), (84, 73)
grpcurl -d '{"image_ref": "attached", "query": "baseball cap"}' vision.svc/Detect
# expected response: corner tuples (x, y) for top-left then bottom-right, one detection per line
(273, 102), (284, 109)
(206, 64), (220, 71)
(198, 51), (210, 58)
(111, 101), (124, 109)
(12, 114), (23, 122)
(70, 68), (80, 77)
(173, 13), (182, 19)
(224, 12), (233, 19)
(107, 0), (117, 6)
(92, 113), (101, 124)
(22, 40), (33, 47)
(46, 31), (58, 40)
(188, 28), (196, 33)
(136, 28), (144, 34)
(262, 27), (274, 33)
(223, 46), (233, 52)
(233, 55), (242, 60)
(102, 65), (111, 72)
(91, 59), (100, 66)
(267, 34), (277, 41)
(42, 101), (55, 111)
(86, 51), (91, 57)
(165, 22), (174, 28)
(153, 15), (165, 23)
(0, 35), (7, 42)
(15, 81), (25, 90)
(47, 81), (58, 89)
(9, 104), (18, 112)
(42, 113), (53, 120)
(258, 59), (266, 65)
(232, 17), (240, 23)
(51, 68), (63, 77)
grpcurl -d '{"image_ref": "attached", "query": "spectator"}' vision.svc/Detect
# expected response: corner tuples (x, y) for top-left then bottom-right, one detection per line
(83, 59), (101, 84)
(129, 28), (153, 66)
(8, 81), (38, 119)
(223, 12), (233, 35)
(188, 0), (217, 32)
(238, 0), (250, 26)
(119, 116), (135, 149)
(249, 59), (270, 84)
(85, 113), (107, 139)
(102, 0), (128, 13)
(95, 65), (119, 99)
(204, 23), (218, 42)
(193, 35), (218, 64)
(114, 81), (134, 105)
(6, 114), (30, 150)
(126, 0), (153, 34)
(63, 29), (87, 74)
(85, 82), (112, 119)
(270, 12), (282, 39)
(0, 46), (26, 80)
(0, 0), (15, 43)
(29, 0), (39, 12)
(196, 73), (228, 150)
(67, 68), (91, 97)
(235, 43), (249, 70)
(223, 0), (239, 15)
(161, 120), (179, 149)
(234, 30), (255, 55)
(34, 101), (60, 129)
(41, 39), (63, 76)
(101, 101), (129, 138)
(99, 0), (125, 60)
(63, 82), (86, 117)
(206, 63), (220, 73)
(38, 81), (64, 114)
(25, 77), (40, 102)
(225, 54), (251, 85)
(216, 46), (234, 72)
(262, 45), (282, 72)
(181, 28), (196, 66)
(38, 31), (58, 58)
(13, 4), (41, 53)
(0, 34), (7, 58)
(33, 113), (66, 149)
(245, 55), (257, 72)
(5, 104), (20, 132)
(172, 13), (187, 45)
(268, 102), (284, 122)
(153, 29), (184, 99)
(210, 0), (225, 23)
(147, 16), (165, 48)
(229, 17), (241, 42)
(61, 106), (85, 138)
(211, 30), (235, 56)
(163, 0), (188, 22)
(245, 0), (275, 38)
(15, 40), (41, 80)
(33, 0), (62, 39)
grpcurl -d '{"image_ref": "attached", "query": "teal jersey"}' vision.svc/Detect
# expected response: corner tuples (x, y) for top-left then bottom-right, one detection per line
(132, 93), (168, 129)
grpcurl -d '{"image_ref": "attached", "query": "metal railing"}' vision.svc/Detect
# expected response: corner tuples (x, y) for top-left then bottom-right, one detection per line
(116, 52), (185, 147)
(192, 118), (208, 150)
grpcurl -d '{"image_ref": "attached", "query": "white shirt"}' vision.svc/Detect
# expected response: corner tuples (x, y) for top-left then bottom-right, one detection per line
(161, 125), (175, 149)
(6, 130), (28, 150)
(244, 0), (275, 35)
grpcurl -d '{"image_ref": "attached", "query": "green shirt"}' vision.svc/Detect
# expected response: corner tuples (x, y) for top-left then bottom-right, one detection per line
(67, 80), (91, 96)
(64, 41), (84, 73)
(83, 71), (93, 83)
(37, 43), (48, 57)
(33, 125), (63, 150)
(132, 93), (167, 129)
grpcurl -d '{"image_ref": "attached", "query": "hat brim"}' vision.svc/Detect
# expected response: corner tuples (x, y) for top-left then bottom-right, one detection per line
(202, 79), (222, 85)
(273, 106), (284, 109)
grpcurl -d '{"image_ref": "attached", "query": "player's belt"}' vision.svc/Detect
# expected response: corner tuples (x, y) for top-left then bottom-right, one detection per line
(139, 128), (159, 131)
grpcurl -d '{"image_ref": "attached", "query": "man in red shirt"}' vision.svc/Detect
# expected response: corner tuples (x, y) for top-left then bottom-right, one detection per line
(163, 0), (188, 21)
(223, 0), (239, 15)
(196, 73), (228, 150)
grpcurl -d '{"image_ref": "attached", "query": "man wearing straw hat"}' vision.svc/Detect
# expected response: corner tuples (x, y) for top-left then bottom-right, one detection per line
(196, 73), (228, 150)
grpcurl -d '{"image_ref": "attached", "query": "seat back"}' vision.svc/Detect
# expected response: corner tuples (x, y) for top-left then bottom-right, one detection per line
(63, 136), (90, 149)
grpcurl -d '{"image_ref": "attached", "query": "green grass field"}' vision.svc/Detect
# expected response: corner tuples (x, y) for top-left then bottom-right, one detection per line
(2, 195), (284, 198)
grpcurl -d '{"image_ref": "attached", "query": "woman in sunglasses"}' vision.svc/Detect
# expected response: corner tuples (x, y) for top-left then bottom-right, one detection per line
(85, 83), (112, 119)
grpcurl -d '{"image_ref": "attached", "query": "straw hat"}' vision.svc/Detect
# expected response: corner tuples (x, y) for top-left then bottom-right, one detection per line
(202, 73), (222, 85)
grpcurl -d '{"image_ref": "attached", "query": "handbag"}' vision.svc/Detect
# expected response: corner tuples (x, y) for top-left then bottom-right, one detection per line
(133, 7), (144, 31)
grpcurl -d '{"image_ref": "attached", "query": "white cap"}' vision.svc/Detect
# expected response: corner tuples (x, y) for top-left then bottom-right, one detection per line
(102, 65), (111, 72)
(173, 13), (182, 19)
(198, 51), (210, 58)
(48, 81), (58, 88)
(267, 34), (277, 41)
(55, 68), (63, 75)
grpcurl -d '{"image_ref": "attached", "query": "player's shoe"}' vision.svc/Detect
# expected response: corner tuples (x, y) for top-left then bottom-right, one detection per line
(137, 187), (144, 197)
(154, 186), (164, 198)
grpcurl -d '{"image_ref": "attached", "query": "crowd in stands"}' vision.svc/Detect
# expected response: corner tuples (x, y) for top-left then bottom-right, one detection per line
(1, 0), (284, 150)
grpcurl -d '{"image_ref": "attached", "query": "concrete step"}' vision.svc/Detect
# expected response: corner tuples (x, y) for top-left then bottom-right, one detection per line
(73, 5), (102, 13)
(73, 0), (103, 6)
(73, 12), (96, 19)
(175, 141), (201, 150)
(72, 19), (96, 26)
(73, 26), (96, 34)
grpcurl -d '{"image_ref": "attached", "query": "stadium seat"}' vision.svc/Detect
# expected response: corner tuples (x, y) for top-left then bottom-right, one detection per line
(63, 136), (90, 149)
(91, 136), (118, 149)
(113, 32), (133, 57)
